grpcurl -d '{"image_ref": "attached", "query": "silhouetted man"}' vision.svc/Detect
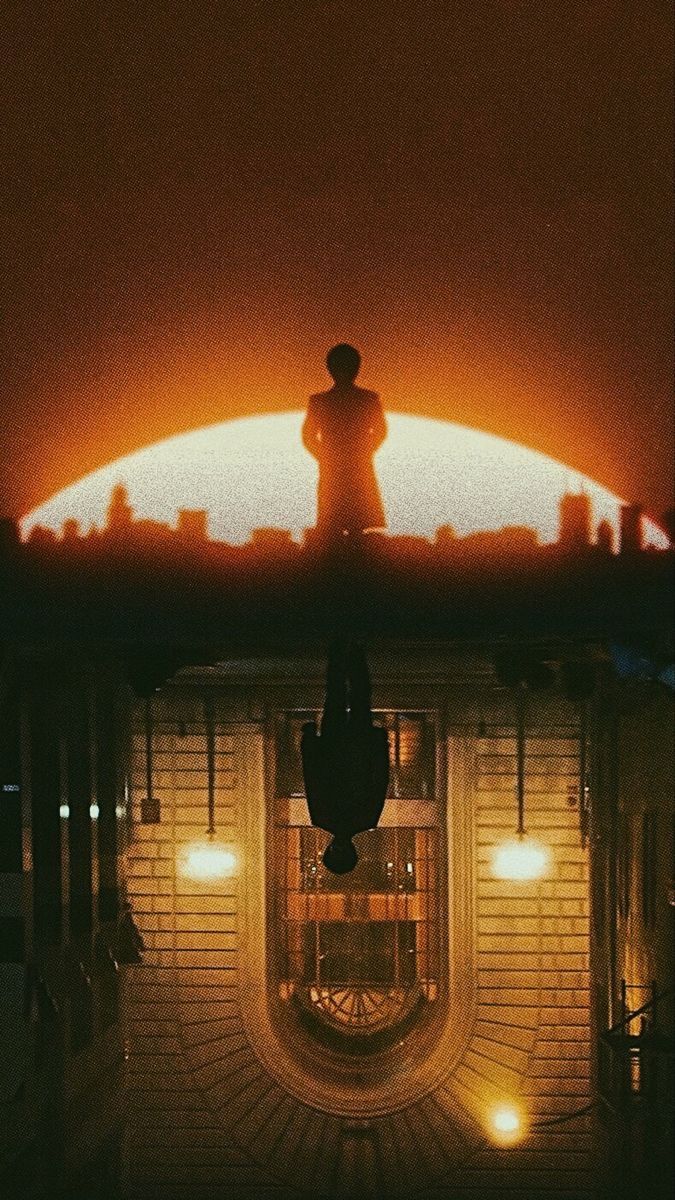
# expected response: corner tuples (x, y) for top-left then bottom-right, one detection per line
(301, 641), (389, 874)
(302, 344), (387, 537)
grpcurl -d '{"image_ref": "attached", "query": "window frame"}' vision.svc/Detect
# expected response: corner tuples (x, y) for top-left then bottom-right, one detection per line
(268, 704), (448, 1057)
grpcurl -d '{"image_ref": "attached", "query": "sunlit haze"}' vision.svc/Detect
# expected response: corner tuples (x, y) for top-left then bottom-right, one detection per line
(22, 413), (668, 548)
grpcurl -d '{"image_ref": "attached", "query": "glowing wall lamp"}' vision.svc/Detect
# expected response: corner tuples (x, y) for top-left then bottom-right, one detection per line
(492, 835), (550, 882)
(489, 1102), (524, 1144)
(491, 683), (551, 882)
(179, 695), (238, 882)
(182, 842), (237, 880)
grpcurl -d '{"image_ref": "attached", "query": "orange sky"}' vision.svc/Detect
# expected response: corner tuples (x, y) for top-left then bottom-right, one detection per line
(2, 3), (672, 523)
(6, 307), (668, 527)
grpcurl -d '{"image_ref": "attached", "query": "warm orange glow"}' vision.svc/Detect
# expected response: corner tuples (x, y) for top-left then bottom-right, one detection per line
(20, 319), (654, 533)
(180, 842), (238, 881)
(20, 413), (670, 548)
(489, 1104), (524, 1144)
(491, 836), (551, 881)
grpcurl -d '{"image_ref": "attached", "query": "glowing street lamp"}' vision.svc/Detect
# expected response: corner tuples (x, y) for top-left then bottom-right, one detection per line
(179, 695), (239, 882)
(492, 836), (550, 881)
(489, 1103), (524, 1144)
(181, 842), (237, 880)
(491, 682), (551, 883)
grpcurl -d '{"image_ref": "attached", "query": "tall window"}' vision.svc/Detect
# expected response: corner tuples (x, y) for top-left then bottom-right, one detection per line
(272, 710), (441, 1052)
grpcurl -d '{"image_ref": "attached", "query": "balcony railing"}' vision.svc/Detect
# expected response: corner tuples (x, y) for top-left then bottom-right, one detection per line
(599, 981), (674, 1112)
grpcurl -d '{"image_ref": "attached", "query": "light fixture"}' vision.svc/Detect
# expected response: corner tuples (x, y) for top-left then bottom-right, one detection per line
(59, 803), (70, 819)
(140, 697), (160, 824)
(179, 695), (239, 882)
(492, 836), (550, 881)
(489, 1103), (524, 1144)
(89, 802), (100, 820)
(181, 842), (237, 880)
(491, 682), (551, 882)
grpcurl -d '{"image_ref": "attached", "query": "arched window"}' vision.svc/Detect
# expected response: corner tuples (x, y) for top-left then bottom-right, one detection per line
(272, 710), (443, 1053)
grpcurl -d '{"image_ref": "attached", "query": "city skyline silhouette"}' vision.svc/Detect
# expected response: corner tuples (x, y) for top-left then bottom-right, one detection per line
(15, 476), (671, 558)
(17, 412), (673, 552)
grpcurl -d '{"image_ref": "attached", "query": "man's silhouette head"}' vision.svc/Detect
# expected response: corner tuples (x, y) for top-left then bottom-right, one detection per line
(326, 343), (361, 385)
(323, 835), (358, 874)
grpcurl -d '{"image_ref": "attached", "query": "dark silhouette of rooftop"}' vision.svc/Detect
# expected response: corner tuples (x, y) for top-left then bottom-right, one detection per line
(107, 483), (134, 533)
(15, 481), (670, 565)
(1, 478), (672, 661)
(3, 366), (672, 661)
(559, 490), (592, 549)
(620, 502), (644, 555)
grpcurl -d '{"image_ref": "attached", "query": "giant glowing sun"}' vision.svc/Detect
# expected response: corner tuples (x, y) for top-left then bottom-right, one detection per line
(23, 413), (667, 548)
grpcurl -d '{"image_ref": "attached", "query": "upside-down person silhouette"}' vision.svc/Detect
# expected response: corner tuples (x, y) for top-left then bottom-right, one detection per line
(301, 642), (390, 874)
(302, 344), (387, 537)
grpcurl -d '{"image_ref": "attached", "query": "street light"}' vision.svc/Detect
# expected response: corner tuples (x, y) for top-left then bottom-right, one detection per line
(489, 1103), (524, 1144)
(179, 694), (239, 882)
(491, 682), (551, 883)
(181, 842), (237, 880)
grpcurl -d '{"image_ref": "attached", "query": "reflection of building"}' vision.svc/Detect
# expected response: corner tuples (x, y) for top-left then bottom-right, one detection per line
(1, 489), (674, 1200)
(273, 709), (439, 1047)
(2, 620), (673, 1198)
(126, 658), (599, 1191)
(0, 663), (127, 1197)
(593, 678), (675, 1197)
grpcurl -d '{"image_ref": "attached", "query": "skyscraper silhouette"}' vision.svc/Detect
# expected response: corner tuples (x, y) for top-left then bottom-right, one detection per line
(106, 484), (134, 534)
(619, 503), (643, 555)
(177, 509), (208, 541)
(596, 519), (614, 554)
(558, 491), (592, 549)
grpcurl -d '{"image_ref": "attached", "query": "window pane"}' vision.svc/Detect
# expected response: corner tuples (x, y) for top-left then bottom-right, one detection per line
(392, 714), (435, 798)
(275, 710), (436, 801)
(272, 711), (442, 1050)
(275, 712), (317, 797)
